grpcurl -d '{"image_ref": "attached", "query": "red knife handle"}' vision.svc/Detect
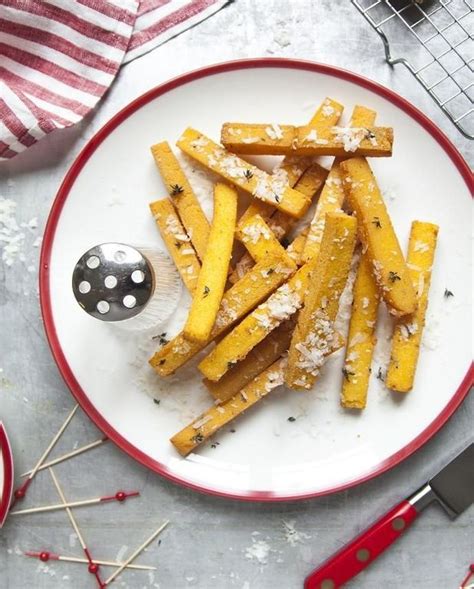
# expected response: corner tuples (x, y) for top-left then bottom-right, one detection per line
(304, 500), (419, 589)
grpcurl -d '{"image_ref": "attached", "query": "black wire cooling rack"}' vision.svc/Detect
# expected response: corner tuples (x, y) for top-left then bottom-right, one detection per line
(352, 0), (473, 139)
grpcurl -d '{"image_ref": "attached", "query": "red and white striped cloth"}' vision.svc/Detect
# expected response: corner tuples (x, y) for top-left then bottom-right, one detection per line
(0, 0), (231, 160)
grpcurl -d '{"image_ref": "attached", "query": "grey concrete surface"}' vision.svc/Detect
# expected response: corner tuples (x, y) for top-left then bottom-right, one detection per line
(0, 1), (472, 588)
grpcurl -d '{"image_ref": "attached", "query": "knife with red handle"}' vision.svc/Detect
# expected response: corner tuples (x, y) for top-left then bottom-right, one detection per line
(305, 443), (474, 589)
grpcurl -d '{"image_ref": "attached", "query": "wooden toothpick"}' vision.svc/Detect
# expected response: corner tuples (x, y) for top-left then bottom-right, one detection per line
(10, 490), (139, 515)
(24, 551), (157, 571)
(11, 405), (79, 506)
(104, 521), (169, 585)
(49, 468), (105, 588)
(20, 437), (107, 477)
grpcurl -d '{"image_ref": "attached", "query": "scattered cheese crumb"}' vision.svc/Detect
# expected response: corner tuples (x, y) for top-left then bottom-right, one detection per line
(245, 538), (271, 565)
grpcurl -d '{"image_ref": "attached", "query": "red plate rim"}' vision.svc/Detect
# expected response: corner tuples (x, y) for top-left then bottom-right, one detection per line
(39, 58), (474, 502)
(0, 423), (14, 526)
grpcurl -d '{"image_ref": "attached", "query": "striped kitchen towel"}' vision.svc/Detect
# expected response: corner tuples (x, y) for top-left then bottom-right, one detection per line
(0, 0), (231, 161)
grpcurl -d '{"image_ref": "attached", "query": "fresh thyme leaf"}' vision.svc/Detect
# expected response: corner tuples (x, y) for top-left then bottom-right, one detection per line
(287, 416), (296, 422)
(152, 332), (168, 346)
(342, 367), (355, 381)
(444, 289), (454, 298)
(376, 367), (385, 381)
(170, 184), (184, 196)
(365, 128), (376, 140)
(372, 216), (382, 228)
(244, 169), (253, 181)
(230, 428), (236, 433)
(192, 432), (204, 443)
(203, 285), (210, 297)
(388, 271), (401, 283)
(211, 442), (220, 449)
(153, 399), (161, 405)
(266, 268), (275, 276)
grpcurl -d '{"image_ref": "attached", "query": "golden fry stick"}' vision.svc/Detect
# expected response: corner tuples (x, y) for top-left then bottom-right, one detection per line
(150, 141), (210, 260)
(236, 213), (295, 266)
(302, 105), (377, 263)
(286, 227), (309, 266)
(149, 253), (295, 376)
(149, 199), (200, 293)
(172, 333), (345, 456)
(221, 124), (393, 157)
(183, 184), (237, 343)
(177, 128), (310, 218)
(340, 157), (417, 316)
(341, 252), (380, 409)
(204, 319), (295, 403)
(198, 259), (318, 382)
(172, 358), (287, 456)
(285, 212), (358, 390)
(386, 221), (439, 392)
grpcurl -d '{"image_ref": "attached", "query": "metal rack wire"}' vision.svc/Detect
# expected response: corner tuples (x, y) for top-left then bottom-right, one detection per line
(351, 0), (473, 139)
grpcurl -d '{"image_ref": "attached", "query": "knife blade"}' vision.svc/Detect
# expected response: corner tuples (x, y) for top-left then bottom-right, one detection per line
(429, 443), (474, 517)
(305, 443), (474, 589)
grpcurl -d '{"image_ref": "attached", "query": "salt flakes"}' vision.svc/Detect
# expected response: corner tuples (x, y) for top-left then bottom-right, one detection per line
(245, 538), (271, 565)
(0, 198), (25, 267)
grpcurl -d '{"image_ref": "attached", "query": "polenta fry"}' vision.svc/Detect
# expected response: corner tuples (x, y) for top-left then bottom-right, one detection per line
(236, 213), (295, 268)
(340, 157), (417, 316)
(177, 128), (311, 218)
(183, 184), (237, 343)
(386, 221), (439, 392)
(341, 252), (380, 409)
(171, 358), (287, 456)
(221, 124), (393, 157)
(149, 198), (201, 293)
(150, 141), (210, 260)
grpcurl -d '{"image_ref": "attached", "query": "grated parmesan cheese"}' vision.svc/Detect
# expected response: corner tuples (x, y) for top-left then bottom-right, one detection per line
(332, 127), (369, 152)
(241, 223), (271, 244)
(265, 123), (283, 140)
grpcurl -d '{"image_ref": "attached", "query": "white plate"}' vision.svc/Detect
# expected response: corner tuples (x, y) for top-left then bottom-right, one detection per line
(40, 59), (472, 501)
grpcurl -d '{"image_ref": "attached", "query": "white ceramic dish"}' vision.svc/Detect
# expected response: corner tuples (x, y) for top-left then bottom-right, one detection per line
(40, 59), (472, 501)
